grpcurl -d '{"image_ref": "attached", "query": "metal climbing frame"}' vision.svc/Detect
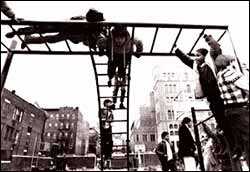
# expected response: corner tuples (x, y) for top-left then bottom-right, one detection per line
(1, 19), (229, 171)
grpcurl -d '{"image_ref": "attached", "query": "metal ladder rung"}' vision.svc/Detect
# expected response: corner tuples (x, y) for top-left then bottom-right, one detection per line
(112, 132), (127, 135)
(97, 73), (108, 76)
(113, 108), (128, 110)
(97, 74), (129, 76)
(99, 96), (127, 99)
(95, 63), (108, 65)
(99, 85), (128, 87)
(113, 145), (127, 147)
(112, 120), (127, 123)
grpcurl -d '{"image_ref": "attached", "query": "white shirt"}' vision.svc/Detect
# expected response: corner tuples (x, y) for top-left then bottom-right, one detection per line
(164, 140), (173, 161)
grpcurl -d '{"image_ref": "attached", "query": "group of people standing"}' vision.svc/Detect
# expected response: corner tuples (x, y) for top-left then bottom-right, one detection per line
(156, 34), (249, 171)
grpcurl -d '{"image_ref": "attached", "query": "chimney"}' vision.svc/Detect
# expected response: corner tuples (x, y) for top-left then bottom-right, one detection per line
(11, 90), (16, 94)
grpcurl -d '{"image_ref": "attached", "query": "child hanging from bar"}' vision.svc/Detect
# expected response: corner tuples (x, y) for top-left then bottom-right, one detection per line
(5, 9), (107, 50)
(97, 25), (143, 109)
(98, 25), (143, 86)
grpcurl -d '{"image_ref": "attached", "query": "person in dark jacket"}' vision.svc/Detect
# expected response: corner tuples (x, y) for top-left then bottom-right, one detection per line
(155, 131), (176, 171)
(178, 117), (197, 171)
(97, 25), (143, 87)
(174, 47), (231, 138)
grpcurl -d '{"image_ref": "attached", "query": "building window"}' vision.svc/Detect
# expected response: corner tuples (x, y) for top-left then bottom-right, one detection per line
(168, 110), (172, 120)
(170, 131), (174, 136)
(4, 98), (11, 104)
(56, 114), (59, 119)
(143, 135), (147, 142)
(165, 84), (168, 93)
(67, 114), (70, 119)
(174, 124), (178, 129)
(184, 72), (188, 80)
(173, 84), (176, 93)
(14, 131), (20, 144)
(50, 114), (54, 118)
(136, 135), (139, 142)
(72, 114), (75, 119)
(27, 126), (32, 133)
(175, 131), (178, 135)
(61, 114), (64, 118)
(65, 123), (69, 129)
(4, 125), (14, 141)
(169, 124), (173, 129)
(47, 132), (51, 138)
(71, 123), (74, 128)
(169, 84), (172, 93)
(59, 132), (63, 139)
(64, 132), (68, 138)
(53, 133), (57, 139)
(54, 123), (58, 127)
(12, 108), (24, 122)
(171, 110), (174, 119)
(150, 134), (155, 142)
(60, 123), (63, 129)
(167, 73), (171, 80)
(23, 148), (28, 155)
(187, 84), (191, 93)
(49, 123), (52, 127)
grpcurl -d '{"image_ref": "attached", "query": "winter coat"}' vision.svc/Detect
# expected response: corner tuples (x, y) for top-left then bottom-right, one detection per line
(178, 124), (196, 158)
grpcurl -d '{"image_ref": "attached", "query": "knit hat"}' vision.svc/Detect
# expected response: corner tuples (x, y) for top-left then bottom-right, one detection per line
(86, 9), (105, 22)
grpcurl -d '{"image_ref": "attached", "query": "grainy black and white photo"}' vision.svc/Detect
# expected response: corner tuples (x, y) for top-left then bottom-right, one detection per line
(1, 1), (249, 171)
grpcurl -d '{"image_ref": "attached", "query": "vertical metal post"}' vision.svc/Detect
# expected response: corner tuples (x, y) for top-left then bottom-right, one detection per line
(191, 107), (204, 171)
(1, 40), (17, 96)
(30, 135), (38, 171)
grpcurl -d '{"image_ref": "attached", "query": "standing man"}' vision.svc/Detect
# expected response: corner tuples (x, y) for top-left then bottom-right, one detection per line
(178, 117), (197, 171)
(155, 131), (176, 171)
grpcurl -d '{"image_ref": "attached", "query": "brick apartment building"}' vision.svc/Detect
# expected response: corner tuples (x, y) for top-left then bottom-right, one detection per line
(1, 88), (47, 160)
(43, 107), (89, 155)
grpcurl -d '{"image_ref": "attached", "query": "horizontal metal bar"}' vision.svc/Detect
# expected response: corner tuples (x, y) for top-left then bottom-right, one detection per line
(111, 120), (127, 123)
(0, 50), (196, 56)
(113, 108), (127, 110)
(193, 108), (210, 112)
(112, 132), (127, 135)
(113, 145), (127, 147)
(99, 85), (128, 87)
(100, 96), (127, 99)
(1, 20), (228, 30)
(95, 63), (108, 65)
(195, 115), (214, 126)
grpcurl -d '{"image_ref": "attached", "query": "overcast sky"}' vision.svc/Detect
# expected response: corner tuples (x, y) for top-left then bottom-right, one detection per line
(1, 1), (249, 127)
